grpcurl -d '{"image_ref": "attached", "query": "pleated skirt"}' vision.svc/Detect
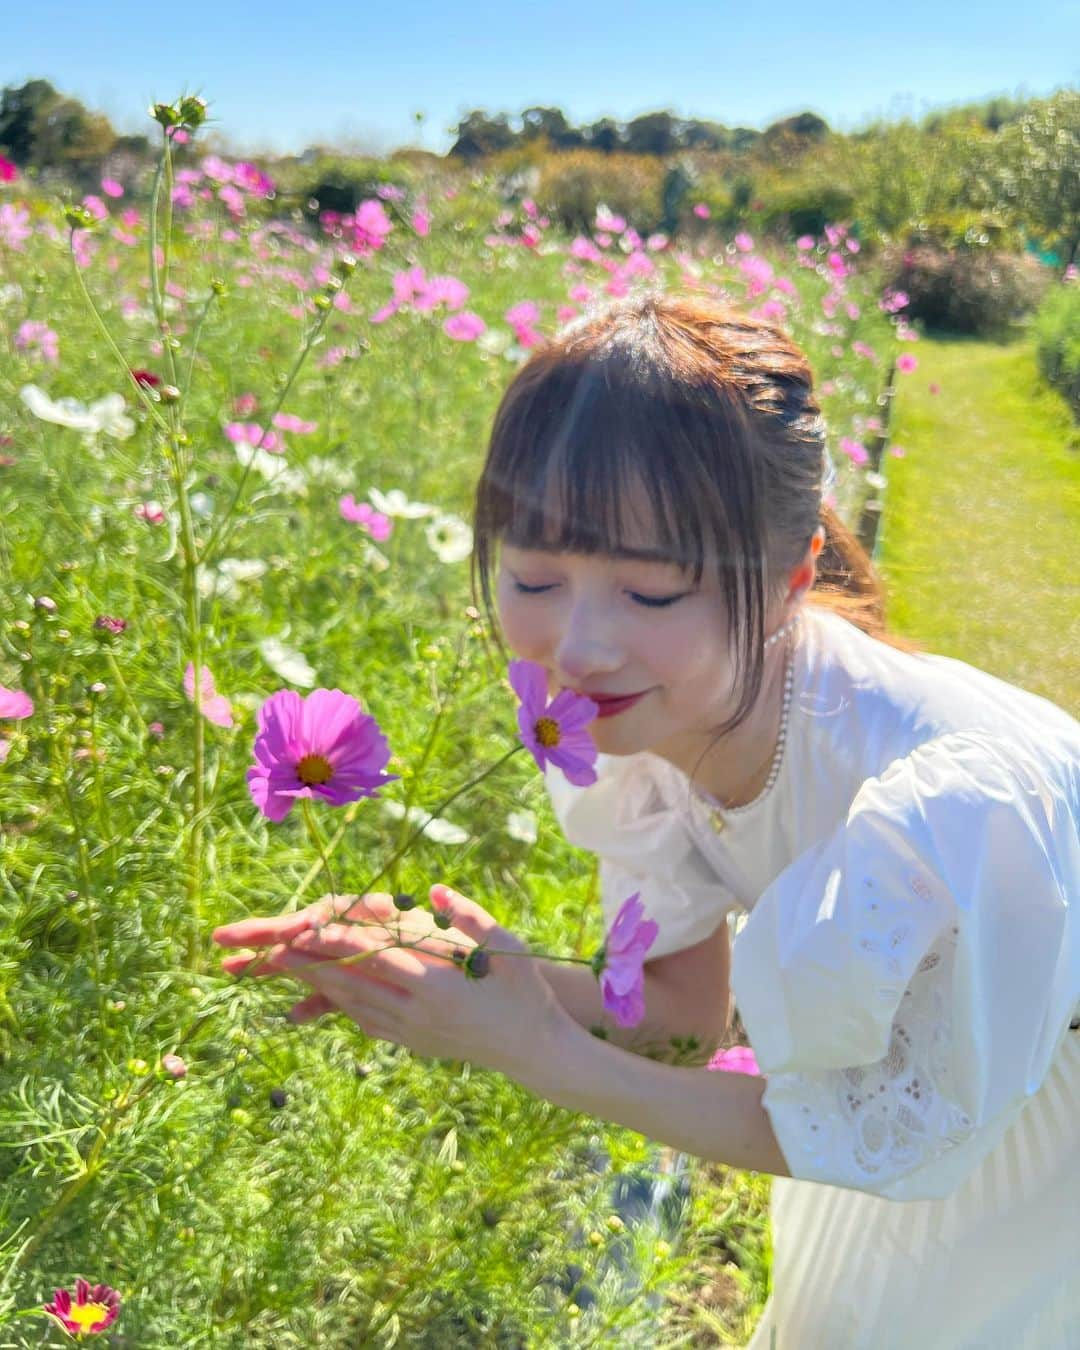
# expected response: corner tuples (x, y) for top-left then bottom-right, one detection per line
(745, 1031), (1080, 1350)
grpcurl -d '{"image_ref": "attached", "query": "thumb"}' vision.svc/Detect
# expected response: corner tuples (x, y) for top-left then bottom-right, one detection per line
(429, 884), (519, 950)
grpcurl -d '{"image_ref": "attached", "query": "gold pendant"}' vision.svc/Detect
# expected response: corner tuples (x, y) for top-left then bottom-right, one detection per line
(710, 811), (726, 833)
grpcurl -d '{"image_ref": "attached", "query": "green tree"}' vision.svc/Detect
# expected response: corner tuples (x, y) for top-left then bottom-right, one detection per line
(0, 78), (58, 163)
(996, 90), (1080, 270)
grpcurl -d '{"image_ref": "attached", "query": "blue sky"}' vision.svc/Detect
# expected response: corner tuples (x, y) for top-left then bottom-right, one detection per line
(6, 0), (1078, 155)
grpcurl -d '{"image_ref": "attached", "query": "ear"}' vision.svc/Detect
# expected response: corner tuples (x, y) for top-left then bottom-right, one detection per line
(785, 527), (825, 604)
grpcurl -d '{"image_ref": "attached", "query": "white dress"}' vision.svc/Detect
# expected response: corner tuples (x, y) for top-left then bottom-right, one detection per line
(544, 604), (1080, 1350)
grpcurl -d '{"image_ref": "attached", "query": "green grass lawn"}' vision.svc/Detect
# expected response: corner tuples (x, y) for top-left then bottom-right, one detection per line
(877, 333), (1080, 714)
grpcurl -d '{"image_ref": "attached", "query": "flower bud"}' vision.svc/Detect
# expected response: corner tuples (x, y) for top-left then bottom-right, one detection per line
(229, 1107), (252, 1126)
(150, 102), (179, 128)
(605, 1214), (625, 1233)
(64, 204), (97, 231)
(94, 615), (128, 636)
(464, 948), (490, 980)
(162, 1053), (187, 1079)
(210, 278), (228, 297)
(127, 1057), (149, 1076)
(334, 253), (358, 276)
(33, 595), (57, 615)
(269, 1087), (288, 1108)
(587, 1230), (604, 1247)
(159, 385), (181, 404)
(313, 294), (332, 311)
(178, 96), (208, 130)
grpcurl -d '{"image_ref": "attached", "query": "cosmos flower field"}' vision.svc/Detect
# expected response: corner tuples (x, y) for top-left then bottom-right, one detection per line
(0, 102), (915, 1345)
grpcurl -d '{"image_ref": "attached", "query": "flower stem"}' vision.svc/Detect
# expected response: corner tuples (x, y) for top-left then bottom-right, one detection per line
(301, 799), (338, 901)
(351, 743), (524, 901)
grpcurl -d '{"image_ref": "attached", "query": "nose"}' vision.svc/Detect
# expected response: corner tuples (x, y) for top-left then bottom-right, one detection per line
(552, 597), (624, 685)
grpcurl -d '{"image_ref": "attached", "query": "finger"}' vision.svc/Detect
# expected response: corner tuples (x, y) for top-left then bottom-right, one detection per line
(287, 992), (335, 1023)
(212, 896), (353, 948)
(289, 927), (429, 986)
(429, 884), (512, 948)
(275, 950), (411, 1019)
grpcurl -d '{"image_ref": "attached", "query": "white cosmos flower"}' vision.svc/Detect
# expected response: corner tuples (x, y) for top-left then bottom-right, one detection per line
(381, 799), (470, 845)
(506, 809), (538, 845)
(476, 328), (512, 356)
(306, 456), (354, 488)
(233, 443), (306, 495)
(0, 283), (25, 307)
(424, 512), (473, 563)
(361, 540), (391, 572)
(865, 471), (888, 492)
(197, 557), (267, 602)
(20, 385), (135, 439)
(367, 486), (437, 518)
(258, 636), (316, 687)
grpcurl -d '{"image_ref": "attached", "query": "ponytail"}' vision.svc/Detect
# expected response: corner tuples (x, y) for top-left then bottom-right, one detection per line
(808, 504), (923, 654)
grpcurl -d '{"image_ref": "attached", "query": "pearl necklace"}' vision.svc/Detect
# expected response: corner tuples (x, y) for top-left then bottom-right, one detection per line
(694, 612), (800, 834)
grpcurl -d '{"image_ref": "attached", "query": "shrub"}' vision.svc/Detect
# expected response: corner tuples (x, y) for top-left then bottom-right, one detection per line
(535, 150), (665, 234)
(880, 241), (1049, 335)
(1033, 280), (1080, 415)
(753, 175), (857, 241)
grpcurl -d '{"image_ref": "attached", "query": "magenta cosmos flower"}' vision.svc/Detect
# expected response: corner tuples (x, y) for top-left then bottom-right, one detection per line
(707, 1045), (761, 1075)
(508, 660), (598, 786)
(43, 1278), (121, 1337)
(593, 892), (659, 1028)
(247, 688), (396, 822)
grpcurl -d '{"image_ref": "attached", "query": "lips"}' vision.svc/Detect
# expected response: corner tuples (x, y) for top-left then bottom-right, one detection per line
(574, 689), (651, 719)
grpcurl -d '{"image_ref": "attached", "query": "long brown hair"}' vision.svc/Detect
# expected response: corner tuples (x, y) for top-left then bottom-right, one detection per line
(472, 292), (921, 740)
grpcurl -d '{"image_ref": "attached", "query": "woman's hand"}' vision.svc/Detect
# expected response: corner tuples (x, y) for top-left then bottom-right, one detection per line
(212, 886), (572, 1079)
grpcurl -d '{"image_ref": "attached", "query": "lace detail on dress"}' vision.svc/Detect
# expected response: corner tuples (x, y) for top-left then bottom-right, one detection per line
(762, 918), (980, 1188)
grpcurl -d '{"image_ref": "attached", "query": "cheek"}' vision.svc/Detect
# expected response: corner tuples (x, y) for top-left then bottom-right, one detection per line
(496, 586), (550, 661)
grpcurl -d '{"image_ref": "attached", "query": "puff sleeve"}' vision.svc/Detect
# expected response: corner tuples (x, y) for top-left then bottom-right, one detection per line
(731, 730), (1080, 1201)
(544, 755), (741, 960)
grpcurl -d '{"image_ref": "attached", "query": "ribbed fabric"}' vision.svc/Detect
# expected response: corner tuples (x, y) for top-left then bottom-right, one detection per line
(745, 1032), (1080, 1349)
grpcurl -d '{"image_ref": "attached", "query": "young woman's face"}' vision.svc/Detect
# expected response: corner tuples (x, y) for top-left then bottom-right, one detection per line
(496, 541), (766, 761)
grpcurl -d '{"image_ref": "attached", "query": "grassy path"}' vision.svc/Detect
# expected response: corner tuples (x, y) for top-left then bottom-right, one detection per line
(876, 334), (1080, 713)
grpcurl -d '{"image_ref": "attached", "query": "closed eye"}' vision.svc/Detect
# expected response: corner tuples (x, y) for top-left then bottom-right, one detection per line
(629, 592), (689, 608)
(512, 581), (556, 595)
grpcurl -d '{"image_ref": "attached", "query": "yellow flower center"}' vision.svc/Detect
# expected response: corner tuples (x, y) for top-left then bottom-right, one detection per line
(296, 753), (334, 785)
(68, 1301), (110, 1332)
(534, 716), (561, 748)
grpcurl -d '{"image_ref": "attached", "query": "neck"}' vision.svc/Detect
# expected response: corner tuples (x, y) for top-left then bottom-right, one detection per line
(652, 626), (793, 808)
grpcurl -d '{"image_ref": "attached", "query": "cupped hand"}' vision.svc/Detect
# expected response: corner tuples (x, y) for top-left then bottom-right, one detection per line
(213, 886), (570, 1077)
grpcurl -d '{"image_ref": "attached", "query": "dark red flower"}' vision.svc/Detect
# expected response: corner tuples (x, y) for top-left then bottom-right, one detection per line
(44, 1277), (121, 1336)
(129, 369), (162, 388)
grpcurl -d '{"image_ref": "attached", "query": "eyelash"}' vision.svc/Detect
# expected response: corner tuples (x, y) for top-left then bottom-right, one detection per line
(511, 581), (687, 609)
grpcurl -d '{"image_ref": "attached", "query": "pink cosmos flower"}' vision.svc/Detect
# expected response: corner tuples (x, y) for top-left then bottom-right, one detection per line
(183, 663), (234, 729)
(707, 1045), (760, 1075)
(0, 155), (17, 183)
(693, 203), (710, 219)
(734, 231), (754, 252)
(14, 320), (59, 364)
(0, 203), (32, 250)
(247, 688), (395, 822)
(839, 436), (869, 466)
(44, 1278), (121, 1337)
(594, 892), (659, 1028)
(101, 177), (124, 198)
(339, 495), (392, 541)
(351, 199), (393, 255)
(412, 209), (431, 236)
(135, 501), (166, 525)
(444, 312), (486, 341)
(896, 353), (918, 374)
(508, 660), (598, 786)
(234, 392), (258, 415)
(928, 383), (940, 395)
(225, 422), (280, 453)
(0, 686), (33, 719)
(796, 234), (815, 250)
(272, 412), (317, 434)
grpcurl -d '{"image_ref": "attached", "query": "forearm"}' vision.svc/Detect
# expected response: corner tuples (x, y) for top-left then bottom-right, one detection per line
(522, 1006), (791, 1177)
(538, 956), (725, 1064)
